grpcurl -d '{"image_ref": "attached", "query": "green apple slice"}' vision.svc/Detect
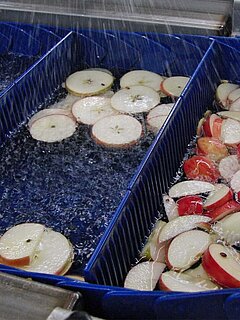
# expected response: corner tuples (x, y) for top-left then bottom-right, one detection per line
(120, 70), (164, 91)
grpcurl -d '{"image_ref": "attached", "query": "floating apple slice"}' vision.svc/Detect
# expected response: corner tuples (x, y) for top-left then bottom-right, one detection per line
(202, 243), (240, 288)
(72, 96), (118, 125)
(197, 137), (228, 162)
(147, 103), (174, 134)
(65, 70), (114, 96)
(215, 82), (239, 109)
(163, 195), (178, 221)
(227, 87), (240, 105)
(120, 70), (164, 92)
(124, 261), (166, 291)
(0, 223), (45, 267)
(221, 118), (240, 145)
(159, 270), (219, 292)
(158, 215), (211, 243)
(207, 200), (240, 221)
(22, 228), (73, 275)
(213, 212), (240, 245)
(230, 169), (240, 193)
(204, 184), (232, 211)
(86, 67), (113, 76)
(168, 180), (215, 198)
(150, 240), (167, 263)
(29, 113), (77, 143)
(217, 111), (240, 122)
(111, 86), (160, 114)
(91, 114), (142, 148)
(184, 264), (210, 280)
(219, 155), (240, 182)
(160, 76), (190, 97)
(177, 195), (203, 216)
(166, 230), (211, 271)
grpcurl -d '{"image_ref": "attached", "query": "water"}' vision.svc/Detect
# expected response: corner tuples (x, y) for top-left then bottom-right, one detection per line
(0, 87), (155, 275)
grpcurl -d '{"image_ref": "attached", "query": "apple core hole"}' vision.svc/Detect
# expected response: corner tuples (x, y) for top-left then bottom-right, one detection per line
(220, 252), (227, 257)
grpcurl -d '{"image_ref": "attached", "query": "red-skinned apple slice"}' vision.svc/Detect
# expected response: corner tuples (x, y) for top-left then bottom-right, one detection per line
(202, 243), (240, 288)
(183, 155), (220, 183)
(124, 261), (166, 291)
(211, 117), (223, 140)
(159, 270), (219, 292)
(197, 137), (229, 162)
(166, 230), (211, 271)
(221, 118), (240, 145)
(163, 195), (178, 221)
(0, 223), (45, 267)
(203, 184), (233, 211)
(206, 200), (240, 221)
(168, 180), (215, 198)
(160, 76), (190, 97)
(184, 263), (209, 280)
(158, 215), (211, 243)
(22, 228), (73, 275)
(219, 155), (240, 182)
(215, 82), (239, 109)
(230, 169), (240, 193)
(177, 195), (203, 216)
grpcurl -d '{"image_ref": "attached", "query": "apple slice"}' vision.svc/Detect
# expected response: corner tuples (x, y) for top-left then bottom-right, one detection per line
(0, 223), (45, 267)
(158, 215), (211, 243)
(184, 264), (210, 280)
(213, 212), (240, 245)
(50, 94), (80, 111)
(22, 228), (73, 275)
(229, 97), (240, 111)
(163, 195), (178, 221)
(147, 103), (174, 134)
(203, 184), (232, 211)
(150, 240), (167, 263)
(86, 67), (113, 75)
(120, 70), (164, 92)
(217, 111), (240, 122)
(219, 155), (240, 182)
(197, 137), (228, 162)
(227, 87), (240, 105)
(221, 118), (240, 145)
(111, 86), (160, 114)
(168, 180), (215, 198)
(177, 195), (203, 216)
(124, 261), (166, 291)
(202, 243), (240, 288)
(72, 96), (118, 125)
(159, 270), (219, 292)
(230, 169), (240, 193)
(215, 82), (239, 109)
(206, 200), (240, 221)
(211, 117), (223, 140)
(65, 70), (114, 96)
(160, 76), (190, 97)
(91, 114), (142, 148)
(166, 230), (211, 271)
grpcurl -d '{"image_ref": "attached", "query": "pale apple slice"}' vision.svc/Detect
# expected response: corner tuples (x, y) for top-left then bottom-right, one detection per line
(230, 169), (240, 193)
(207, 200), (240, 221)
(86, 67), (113, 76)
(166, 230), (211, 271)
(168, 180), (215, 198)
(220, 118), (240, 145)
(159, 270), (219, 292)
(229, 98), (240, 111)
(219, 155), (240, 182)
(29, 113), (77, 143)
(215, 82), (239, 109)
(150, 240), (167, 263)
(50, 95), (80, 111)
(203, 184), (232, 210)
(213, 212), (240, 245)
(111, 86), (160, 114)
(147, 103), (174, 134)
(92, 114), (142, 148)
(217, 111), (240, 122)
(72, 96), (118, 125)
(22, 229), (73, 275)
(163, 195), (179, 221)
(0, 223), (45, 267)
(124, 261), (166, 291)
(202, 243), (240, 288)
(184, 264), (209, 280)
(120, 70), (164, 92)
(160, 76), (190, 97)
(227, 87), (240, 105)
(158, 215), (211, 243)
(65, 70), (114, 96)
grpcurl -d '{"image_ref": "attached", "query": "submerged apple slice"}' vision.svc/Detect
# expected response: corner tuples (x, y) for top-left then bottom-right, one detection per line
(120, 70), (164, 91)
(22, 228), (73, 275)
(202, 243), (240, 288)
(163, 195), (178, 221)
(219, 155), (240, 182)
(111, 86), (160, 114)
(92, 114), (142, 148)
(230, 169), (240, 193)
(147, 103), (174, 134)
(166, 230), (211, 271)
(203, 184), (232, 211)
(221, 118), (240, 145)
(0, 223), (45, 267)
(159, 270), (219, 292)
(72, 96), (118, 125)
(168, 180), (215, 198)
(158, 215), (211, 243)
(65, 70), (114, 96)
(215, 82), (239, 109)
(124, 261), (166, 291)
(160, 76), (190, 97)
